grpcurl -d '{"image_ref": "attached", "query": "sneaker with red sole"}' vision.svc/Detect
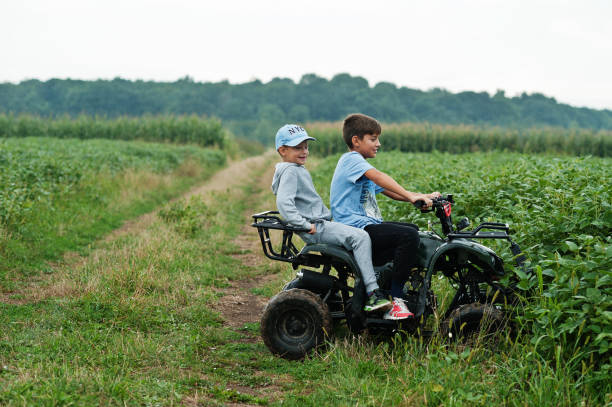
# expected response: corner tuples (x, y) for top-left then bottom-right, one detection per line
(383, 297), (414, 320)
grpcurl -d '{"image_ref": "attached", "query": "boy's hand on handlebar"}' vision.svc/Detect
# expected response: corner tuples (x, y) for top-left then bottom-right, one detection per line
(413, 194), (433, 209)
(414, 192), (441, 209)
(308, 224), (316, 234)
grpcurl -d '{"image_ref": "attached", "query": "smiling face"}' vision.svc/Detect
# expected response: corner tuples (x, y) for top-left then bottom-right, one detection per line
(278, 140), (309, 165)
(351, 133), (380, 159)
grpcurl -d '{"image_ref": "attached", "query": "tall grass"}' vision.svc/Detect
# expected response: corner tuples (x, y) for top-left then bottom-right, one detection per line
(0, 114), (229, 149)
(306, 121), (612, 157)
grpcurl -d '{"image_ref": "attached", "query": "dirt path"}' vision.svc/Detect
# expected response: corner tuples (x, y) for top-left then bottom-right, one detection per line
(210, 161), (279, 330)
(105, 153), (275, 243)
(199, 156), (295, 406)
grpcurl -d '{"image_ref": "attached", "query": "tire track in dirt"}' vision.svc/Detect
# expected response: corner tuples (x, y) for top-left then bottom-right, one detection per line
(211, 157), (326, 335)
(188, 154), (294, 407)
(210, 159), (281, 331)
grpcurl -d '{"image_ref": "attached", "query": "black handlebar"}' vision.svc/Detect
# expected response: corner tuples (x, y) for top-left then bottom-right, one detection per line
(414, 194), (453, 212)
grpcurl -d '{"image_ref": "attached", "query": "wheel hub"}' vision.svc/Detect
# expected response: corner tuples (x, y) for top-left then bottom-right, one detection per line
(285, 315), (307, 336)
(278, 309), (314, 341)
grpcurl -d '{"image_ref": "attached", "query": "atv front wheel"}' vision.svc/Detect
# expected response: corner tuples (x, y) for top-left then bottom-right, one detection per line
(261, 288), (332, 359)
(440, 302), (505, 343)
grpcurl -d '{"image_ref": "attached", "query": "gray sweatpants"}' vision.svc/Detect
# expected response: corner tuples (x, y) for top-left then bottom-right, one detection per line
(299, 220), (379, 293)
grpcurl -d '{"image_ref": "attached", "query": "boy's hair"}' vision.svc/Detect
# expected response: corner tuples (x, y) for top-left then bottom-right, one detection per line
(342, 113), (381, 148)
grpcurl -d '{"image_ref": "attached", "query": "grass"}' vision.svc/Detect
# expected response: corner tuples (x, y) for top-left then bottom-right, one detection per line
(1, 152), (608, 406)
(0, 137), (226, 290)
(0, 175), (264, 405)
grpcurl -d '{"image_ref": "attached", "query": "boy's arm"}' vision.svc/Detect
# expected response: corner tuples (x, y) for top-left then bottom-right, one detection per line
(381, 189), (409, 201)
(364, 168), (434, 206)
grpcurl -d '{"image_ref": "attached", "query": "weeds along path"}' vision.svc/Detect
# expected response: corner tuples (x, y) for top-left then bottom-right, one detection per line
(5, 151), (603, 406)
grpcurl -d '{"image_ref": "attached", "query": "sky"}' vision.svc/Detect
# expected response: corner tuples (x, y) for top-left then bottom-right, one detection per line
(2, 0), (611, 110)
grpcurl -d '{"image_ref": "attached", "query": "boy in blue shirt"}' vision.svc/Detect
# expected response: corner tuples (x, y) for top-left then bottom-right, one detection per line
(330, 114), (440, 320)
(272, 124), (391, 312)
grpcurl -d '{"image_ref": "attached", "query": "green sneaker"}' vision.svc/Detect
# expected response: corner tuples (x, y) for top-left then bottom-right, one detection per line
(364, 289), (392, 312)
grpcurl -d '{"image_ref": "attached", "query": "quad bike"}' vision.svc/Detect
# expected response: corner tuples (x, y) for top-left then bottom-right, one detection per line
(252, 195), (531, 359)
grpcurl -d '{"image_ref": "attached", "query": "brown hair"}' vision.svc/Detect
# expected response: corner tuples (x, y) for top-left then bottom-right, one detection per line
(342, 113), (382, 149)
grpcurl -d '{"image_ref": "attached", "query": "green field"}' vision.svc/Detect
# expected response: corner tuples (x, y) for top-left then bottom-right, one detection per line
(0, 137), (226, 289)
(311, 151), (611, 390)
(1, 130), (610, 405)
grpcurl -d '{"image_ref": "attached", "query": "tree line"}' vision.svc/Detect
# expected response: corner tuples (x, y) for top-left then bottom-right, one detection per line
(1, 73), (611, 143)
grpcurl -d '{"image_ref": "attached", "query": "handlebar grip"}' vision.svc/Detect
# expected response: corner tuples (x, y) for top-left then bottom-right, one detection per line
(415, 200), (433, 213)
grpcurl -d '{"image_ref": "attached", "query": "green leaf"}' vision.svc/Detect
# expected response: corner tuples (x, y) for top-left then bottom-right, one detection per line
(586, 288), (602, 302)
(588, 324), (602, 334)
(515, 268), (528, 280)
(564, 241), (579, 252)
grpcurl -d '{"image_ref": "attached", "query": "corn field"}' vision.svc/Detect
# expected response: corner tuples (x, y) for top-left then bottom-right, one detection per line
(0, 114), (229, 148)
(306, 121), (612, 157)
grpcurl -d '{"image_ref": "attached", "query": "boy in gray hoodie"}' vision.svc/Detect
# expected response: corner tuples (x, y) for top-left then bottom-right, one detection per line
(271, 124), (390, 312)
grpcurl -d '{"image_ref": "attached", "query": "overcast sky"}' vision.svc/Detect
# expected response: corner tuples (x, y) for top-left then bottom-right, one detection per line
(2, 0), (611, 110)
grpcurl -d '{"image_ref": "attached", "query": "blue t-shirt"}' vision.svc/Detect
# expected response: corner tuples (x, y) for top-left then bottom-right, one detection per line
(330, 151), (384, 229)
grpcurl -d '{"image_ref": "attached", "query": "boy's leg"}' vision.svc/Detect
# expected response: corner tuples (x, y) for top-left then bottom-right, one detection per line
(364, 222), (420, 297)
(316, 221), (379, 293)
(385, 221), (419, 231)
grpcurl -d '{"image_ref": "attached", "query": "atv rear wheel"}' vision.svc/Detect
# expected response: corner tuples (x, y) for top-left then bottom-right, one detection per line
(261, 288), (332, 359)
(440, 302), (505, 343)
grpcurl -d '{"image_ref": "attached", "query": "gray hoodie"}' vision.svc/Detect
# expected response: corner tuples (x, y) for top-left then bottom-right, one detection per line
(271, 162), (331, 230)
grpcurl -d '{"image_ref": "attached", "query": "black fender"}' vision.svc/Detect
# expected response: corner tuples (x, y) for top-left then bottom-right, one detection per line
(427, 238), (505, 278)
(296, 244), (366, 331)
(416, 238), (504, 317)
(416, 231), (445, 269)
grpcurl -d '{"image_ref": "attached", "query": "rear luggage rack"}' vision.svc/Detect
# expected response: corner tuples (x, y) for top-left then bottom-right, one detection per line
(251, 211), (309, 262)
